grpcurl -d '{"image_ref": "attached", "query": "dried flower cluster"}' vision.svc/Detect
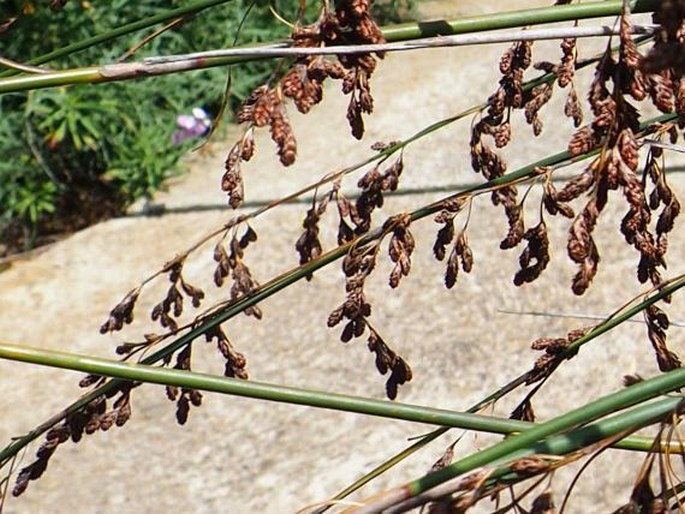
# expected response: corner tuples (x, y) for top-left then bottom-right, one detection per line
(535, 37), (583, 127)
(527, 327), (589, 385)
(432, 197), (473, 288)
(221, 129), (255, 208)
(464, 32), (587, 291)
(164, 344), (203, 424)
(513, 221), (550, 286)
(204, 324), (248, 379)
(562, 4), (681, 294)
(150, 258), (206, 332)
(327, 242), (378, 343)
(367, 327), (412, 399)
(385, 213), (415, 288)
(213, 225), (262, 319)
(99, 287), (140, 334)
(641, 0), (685, 116)
(13, 387), (132, 497)
(644, 303), (680, 371)
(470, 41), (530, 284)
(295, 190), (334, 279)
(325, 235), (411, 398)
(222, 0), (385, 209)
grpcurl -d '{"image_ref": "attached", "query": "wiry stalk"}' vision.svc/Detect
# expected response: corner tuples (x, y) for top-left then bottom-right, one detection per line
(0, 0), (235, 77)
(0, 0), (661, 94)
(353, 394), (684, 513)
(0, 341), (679, 455)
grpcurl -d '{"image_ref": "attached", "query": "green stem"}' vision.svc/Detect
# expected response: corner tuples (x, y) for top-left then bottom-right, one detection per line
(383, 0), (660, 40)
(411, 370), (685, 496)
(0, 0), (662, 93)
(375, 396), (681, 513)
(0, 0), (234, 76)
(0, 342), (675, 461)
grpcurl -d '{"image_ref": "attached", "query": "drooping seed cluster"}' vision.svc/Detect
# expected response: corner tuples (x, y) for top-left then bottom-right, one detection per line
(367, 328), (412, 400)
(13, 386), (132, 497)
(204, 324), (248, 379)
(432, 197), (473, 289)
(213, 225), (262, 319)
(562, 4), (681, 294)
(150, 258), (206, 332)
(527, 327), (589, 385)
(385, 213), (415, 288)
(327, 242), (378, 343)
(645, 303), (680, 372)
(165, 344), (203, 425)
(294, 155), (404, 277)
(222, 0), (385, 209)
(325, 226), (412, 398)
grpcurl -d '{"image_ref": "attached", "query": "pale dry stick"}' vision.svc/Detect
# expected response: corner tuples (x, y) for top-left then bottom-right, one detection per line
(343, 468), (492, 514)
(497, 309), (685, 327)
(0, 57), (51, 74)
(117, 16), (187, 62)
(0, 25), (658, 92)
(145, 24), (658, 64)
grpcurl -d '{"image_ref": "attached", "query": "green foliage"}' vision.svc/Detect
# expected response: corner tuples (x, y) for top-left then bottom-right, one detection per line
(0, 0), (411, 252)
(0, 1), (307, 250)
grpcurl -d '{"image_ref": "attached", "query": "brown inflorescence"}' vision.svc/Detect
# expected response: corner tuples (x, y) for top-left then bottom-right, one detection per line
(559, 2), (684, 295)
(213, 225), (262, 319)
(165, 345), (203, 425)
(223, 0), (386, 208)
(149, 257), (206, 332)
(100, 287), (140, 334)
(204, 325), (248, 379)
(327, 242), (377, 343)
(432, 197), (472, 289)
(295, 191), (332, 279)
(644, 304), (680, 371)
(13, 387), (132, 497)
(384, 213), (415, 288)
(513, 222), (550, 286)
(367, 327), (412, 400)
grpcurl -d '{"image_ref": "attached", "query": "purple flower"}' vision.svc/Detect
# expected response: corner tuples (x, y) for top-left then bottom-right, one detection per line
(172, 107), (211, 144)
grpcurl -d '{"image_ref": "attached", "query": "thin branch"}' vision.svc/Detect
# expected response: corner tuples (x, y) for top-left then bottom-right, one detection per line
(0, 57), (51, 75)
(351, 393), (685, 513)
(0, 342), (678, 455)
(145, 24), (658, 64)
(497, 309), (685, 327)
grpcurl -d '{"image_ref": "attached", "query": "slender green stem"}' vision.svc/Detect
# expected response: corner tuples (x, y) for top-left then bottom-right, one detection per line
(0, 0), (235, 77)
(410, 370), (685, 497)
(0, 342), (676, 460)
(0, 0), (662, 93)
(371, 397), (681, 513)
(382, 0), (660, 41)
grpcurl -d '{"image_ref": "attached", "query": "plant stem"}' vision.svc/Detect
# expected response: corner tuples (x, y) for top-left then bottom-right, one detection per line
(410, 371), (685, 500)
(0, 342), (677, 461)
(363, 396), (682, 513)
(0, 0), (234, 77)
(382, 0), (660, 40)
(0, 0), (662, 93)
(144, 25), (656, 63)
